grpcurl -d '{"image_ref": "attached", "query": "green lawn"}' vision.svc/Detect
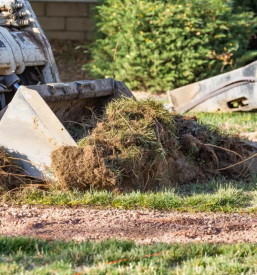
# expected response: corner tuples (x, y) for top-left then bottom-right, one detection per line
(3, 177), (257, 213)
(193, 112), (257, 134)
(0, 236), (257, 274)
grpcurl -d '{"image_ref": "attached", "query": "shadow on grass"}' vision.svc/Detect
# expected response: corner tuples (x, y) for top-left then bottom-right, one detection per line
(1, 236), (257, 274)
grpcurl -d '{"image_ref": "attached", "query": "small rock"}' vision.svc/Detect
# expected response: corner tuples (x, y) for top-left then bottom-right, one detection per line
(144, 238), (152, 244)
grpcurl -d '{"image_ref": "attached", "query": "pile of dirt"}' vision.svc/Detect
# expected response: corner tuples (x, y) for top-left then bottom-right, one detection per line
(51, 98), (255, 191)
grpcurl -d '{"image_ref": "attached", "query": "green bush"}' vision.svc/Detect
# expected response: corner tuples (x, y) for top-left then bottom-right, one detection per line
(86, 0), (257, 93)
(232, 0), (257, 14)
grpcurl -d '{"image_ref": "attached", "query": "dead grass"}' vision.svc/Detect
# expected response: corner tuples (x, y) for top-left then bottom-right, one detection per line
(0, 149), (32, 190)
(51, 97), (256, 192)
(51, 98), (177, 191)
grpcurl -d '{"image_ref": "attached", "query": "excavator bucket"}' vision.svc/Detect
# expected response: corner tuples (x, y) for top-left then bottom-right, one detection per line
(0, 79), (133, 179)
(168, 61), (257, 113)
(0, 0), (135, 180)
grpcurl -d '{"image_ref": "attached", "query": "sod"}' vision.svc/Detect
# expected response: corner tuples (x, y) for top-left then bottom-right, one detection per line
(5, 181), (251, 212)
(1, 236), (257, 274)
(51, 97), (256, 192)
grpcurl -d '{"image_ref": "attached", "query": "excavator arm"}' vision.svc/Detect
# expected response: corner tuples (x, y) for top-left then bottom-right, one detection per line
(168, 61), (257, 113)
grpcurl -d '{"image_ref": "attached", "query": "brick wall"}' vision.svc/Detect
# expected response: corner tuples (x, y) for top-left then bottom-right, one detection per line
(30, 1), (97, 40)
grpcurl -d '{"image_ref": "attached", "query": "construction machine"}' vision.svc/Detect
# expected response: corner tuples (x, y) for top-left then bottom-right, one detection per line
(0, 0), (133, 179)
(168, 61), (257, 114)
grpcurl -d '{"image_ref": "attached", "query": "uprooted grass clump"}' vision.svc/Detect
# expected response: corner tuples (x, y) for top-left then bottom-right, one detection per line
(0, 149), (30, 190)
(51, 97), (255, 191)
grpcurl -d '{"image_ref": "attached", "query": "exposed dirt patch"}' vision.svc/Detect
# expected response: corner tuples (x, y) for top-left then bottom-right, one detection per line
(51, 98), (256, 192)
(2, 206), (257, 244)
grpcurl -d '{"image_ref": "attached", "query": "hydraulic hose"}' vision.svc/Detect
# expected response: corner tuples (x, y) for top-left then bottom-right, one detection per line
(174, 77), (257, 114)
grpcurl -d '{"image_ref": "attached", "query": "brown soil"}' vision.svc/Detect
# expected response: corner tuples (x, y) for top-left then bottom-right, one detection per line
(2, 206), (257, 244)
(51, 145), (117, 191)
(50, 39), (91, 83)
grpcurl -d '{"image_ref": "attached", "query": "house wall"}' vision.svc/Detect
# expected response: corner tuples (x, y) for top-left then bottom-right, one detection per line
(30, 0), (97, 40)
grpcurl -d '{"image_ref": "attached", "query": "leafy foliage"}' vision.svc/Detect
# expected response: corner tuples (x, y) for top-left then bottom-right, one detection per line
(232, 0), (257, 14)
(87, 0), (257, 93)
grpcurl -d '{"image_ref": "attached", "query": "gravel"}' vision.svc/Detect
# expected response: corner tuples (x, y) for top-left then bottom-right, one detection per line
(1, 206), (257, 244)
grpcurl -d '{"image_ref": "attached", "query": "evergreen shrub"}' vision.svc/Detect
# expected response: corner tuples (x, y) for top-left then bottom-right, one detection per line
(232, 0), (257, 14)
(86, 0), (257, 93)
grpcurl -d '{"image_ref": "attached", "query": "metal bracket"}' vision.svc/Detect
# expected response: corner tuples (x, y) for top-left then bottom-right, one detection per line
(51, 83), (70, 95)
(75, 81), (96, 93)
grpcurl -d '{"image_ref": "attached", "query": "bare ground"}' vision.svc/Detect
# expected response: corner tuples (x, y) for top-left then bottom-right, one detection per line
(1, 206), (257, 244)
(51, 39), (91, 83)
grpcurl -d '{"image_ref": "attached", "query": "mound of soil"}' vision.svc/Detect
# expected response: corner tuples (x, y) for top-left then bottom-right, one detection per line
(51, 98), (255, 191)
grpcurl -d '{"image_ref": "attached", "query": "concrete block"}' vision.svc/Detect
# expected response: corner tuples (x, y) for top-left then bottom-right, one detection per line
(31, 2), (45, 16)
(45, 31), (86, 40)
(46, 3), (89, 17)
(38, 17), (65, 31)
(66, 18), (95, 32)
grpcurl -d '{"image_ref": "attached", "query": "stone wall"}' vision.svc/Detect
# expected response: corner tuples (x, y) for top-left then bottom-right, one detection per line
(30, 0), (97, 40)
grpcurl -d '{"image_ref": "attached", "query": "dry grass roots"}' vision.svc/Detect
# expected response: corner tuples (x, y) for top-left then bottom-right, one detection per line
(51, 97), (256, 192)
